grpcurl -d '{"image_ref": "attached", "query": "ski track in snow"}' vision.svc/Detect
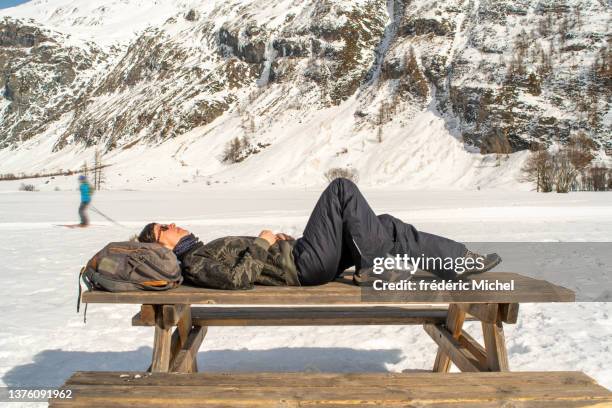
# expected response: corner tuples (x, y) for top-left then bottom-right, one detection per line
(0, 188), (611, 408)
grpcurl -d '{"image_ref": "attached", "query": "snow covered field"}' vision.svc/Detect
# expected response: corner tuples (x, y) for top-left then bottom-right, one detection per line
(0, 187), (611, 406)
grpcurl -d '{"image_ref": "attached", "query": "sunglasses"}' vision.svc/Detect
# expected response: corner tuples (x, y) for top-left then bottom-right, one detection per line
(156, 224), (169, 243)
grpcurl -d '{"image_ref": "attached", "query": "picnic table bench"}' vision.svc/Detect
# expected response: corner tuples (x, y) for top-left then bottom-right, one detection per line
(51, 371), (612, 407)
(51, 272), (612, 407)
(79, 272), (576, 374)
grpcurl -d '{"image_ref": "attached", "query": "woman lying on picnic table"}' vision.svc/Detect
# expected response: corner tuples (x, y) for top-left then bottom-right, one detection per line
(137, 178), (501, 289)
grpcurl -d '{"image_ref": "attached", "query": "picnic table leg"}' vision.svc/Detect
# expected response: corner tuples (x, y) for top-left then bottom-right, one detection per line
(145, 304), (205, 373)
(170, 304), (206, 373)
(150, 305), (173, 372)
(432, 303), (466, 372)
(482, 304), (510, 372)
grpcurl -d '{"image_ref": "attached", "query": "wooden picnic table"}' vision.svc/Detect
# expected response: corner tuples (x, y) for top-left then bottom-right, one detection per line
(81, 272), (575, 374)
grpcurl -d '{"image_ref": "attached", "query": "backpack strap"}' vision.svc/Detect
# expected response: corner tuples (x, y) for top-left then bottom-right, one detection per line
(77, 266), (92, 323)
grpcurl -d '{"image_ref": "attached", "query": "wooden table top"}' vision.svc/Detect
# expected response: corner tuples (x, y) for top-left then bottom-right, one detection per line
(82, 272), (575, 305)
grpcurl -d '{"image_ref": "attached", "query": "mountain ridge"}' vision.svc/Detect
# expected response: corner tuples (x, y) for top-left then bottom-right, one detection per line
(0, 0), (609, 189)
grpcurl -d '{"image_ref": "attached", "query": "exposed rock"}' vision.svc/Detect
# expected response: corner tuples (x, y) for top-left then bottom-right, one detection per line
(0, 19), (52, 47)
(381, 57), (403, 80)
(399, 18), (453, 37)
(0, 18), (102, 147)
(273, 39), (309, 58)
(185, 9), (199, 21)
(218, 25), (266, 64)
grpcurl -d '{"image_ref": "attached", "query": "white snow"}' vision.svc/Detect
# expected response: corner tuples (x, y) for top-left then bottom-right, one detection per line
(0, 187), (611, 407)
(0, 0), (194, 47)
(0, 98), (531, 192)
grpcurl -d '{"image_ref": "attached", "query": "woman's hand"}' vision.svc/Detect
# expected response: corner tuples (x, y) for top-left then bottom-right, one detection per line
(258, 230), (278, 246)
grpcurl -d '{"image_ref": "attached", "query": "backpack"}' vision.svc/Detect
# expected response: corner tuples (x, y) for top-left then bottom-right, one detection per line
(80, 241), (183, 292)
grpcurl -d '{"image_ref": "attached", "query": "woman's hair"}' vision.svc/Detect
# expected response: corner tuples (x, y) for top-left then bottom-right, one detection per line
(138, 222), (157, 243)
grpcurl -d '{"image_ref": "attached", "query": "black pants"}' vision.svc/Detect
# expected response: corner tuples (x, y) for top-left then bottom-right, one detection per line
(79, 202), (89, 226)
(293, 178), (467, 285)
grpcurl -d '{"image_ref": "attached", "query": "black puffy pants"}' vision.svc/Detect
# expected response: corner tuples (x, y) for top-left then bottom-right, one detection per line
(292, 178), (467, 285)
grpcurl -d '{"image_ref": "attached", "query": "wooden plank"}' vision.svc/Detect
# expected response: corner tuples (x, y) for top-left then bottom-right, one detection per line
(457, 329), (488, 370)
(51, 371), (612, 407)
(169, 326), (206, 373)
(432, 304), (465, 372)
(167, 329), (181, 368)
(162, 304), (187, 329)
(131, 312), (144, 326)
(482, 319), (510, 372)
(140, 305), (155, 323)
(499, 303), (520, 324)
(149, 306), (172, 373)
(62, 371), (608, 388)
(49, 397), (612, 408)
(175, 305), (192, 348)
(81, 272), (576, 305)
(425, 324), (485, 372)
(459, 303), (499, 323)
(175, 306), (196, 373)
(132, 306), (463, 327)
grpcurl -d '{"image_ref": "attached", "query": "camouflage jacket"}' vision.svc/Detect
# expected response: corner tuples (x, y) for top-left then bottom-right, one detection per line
(179, 236), (301, 290)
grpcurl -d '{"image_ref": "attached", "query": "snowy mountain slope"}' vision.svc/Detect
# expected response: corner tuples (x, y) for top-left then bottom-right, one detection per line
(0, 0), (201, 46)
(0, 0), (609, 189)
(0, 16), (107, 147)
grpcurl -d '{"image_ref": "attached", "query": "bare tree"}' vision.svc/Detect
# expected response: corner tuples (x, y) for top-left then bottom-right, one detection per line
(403, 47), (428, 98)
(222, 136), (249, 163)
(378, 102), (387, 124)
(567, 132), (595, 168)
(566, 132), (595, 190)
(93, 149), (105, 190)
(588, 166), (608, 191)
(249, 116), (256, 135)
(553, 150), (576, 193)
(521, 144), (554, 192)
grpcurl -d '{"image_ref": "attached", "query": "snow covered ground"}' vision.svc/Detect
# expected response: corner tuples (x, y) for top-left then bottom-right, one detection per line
(0, 103), (530, 192)
(0, 187), (611, 407)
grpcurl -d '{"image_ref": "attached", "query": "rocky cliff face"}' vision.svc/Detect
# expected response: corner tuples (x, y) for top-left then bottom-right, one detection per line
(0, 17), (105, 148)
(0, 0), (610, 159)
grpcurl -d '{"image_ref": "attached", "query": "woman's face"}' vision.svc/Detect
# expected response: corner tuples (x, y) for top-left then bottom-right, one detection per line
(155, 223), (190, 249)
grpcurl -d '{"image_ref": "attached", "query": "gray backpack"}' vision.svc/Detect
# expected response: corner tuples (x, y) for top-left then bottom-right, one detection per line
(81, 241), (183, 292)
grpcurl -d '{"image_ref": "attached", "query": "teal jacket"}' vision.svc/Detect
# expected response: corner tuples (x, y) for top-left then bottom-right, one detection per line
(80, 182), (91, 203)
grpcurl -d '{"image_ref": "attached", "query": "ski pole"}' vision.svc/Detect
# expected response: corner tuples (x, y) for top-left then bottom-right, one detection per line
(90, 205), (127, 228)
